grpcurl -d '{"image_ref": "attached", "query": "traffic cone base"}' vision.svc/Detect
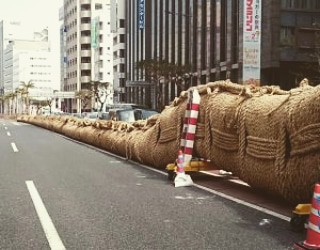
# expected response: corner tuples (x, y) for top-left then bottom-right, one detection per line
(294, 184), (320, 249)
(174, 172), (193, 187)
(294, 241), (320, 250)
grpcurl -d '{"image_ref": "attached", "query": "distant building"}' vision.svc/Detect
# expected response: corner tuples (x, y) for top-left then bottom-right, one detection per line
(3, 40), (52, 94)
(61, 0), (114, 113)
(0, 20), (34, 97)
(33, 28), (49, 42)
(110, 0), (126, 104)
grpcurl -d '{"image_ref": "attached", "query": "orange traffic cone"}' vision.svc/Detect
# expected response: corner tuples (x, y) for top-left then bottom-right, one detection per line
(294, 184), (320, 250)
(174, 150), (193, 187)
(176, 150), (185, 173)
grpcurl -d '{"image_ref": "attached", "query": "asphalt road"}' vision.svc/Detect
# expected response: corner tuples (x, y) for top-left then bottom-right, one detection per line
(0, 118), (305, 250)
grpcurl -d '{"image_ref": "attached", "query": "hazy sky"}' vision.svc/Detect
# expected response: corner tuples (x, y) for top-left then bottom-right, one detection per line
(0, 0), (63, 31)
(0, 0), (64, 89)
(0, 0), (64, 53)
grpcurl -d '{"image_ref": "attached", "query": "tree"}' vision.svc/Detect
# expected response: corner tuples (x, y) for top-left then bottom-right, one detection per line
(135, 59), (192, 111)
(20, 80), (35, 114)
(45, 97), (53, 114)
(4, 93), (14, 115)
(75, 89), (93, 113)
(82, 81), (111, 112)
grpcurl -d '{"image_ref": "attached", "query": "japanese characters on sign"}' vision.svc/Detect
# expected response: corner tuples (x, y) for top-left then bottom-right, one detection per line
(138, 0), (145, 30)
(242, 0), (261, 85)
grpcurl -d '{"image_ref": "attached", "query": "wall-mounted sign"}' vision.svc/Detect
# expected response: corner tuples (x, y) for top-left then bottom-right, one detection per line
(91, 17), (99, 48)
(138, 0), (145, 30)
(242, 0), (261, 86)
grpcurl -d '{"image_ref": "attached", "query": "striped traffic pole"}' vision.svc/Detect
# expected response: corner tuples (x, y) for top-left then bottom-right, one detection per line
(180, 88), (200, 163)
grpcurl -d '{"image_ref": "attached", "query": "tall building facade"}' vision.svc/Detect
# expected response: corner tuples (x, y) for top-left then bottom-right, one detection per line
(0, 20), (34, 111)
(62, 0), (114, 113)
(0, 20), (61, 114)
(4, 40), (52, 93)
(124, 0), (320, 109)
(110, 0), (126, 104)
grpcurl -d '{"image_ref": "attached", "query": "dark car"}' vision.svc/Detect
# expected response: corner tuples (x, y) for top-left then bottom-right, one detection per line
(134, 109), (159, 120)
(98, 112), (109, 120)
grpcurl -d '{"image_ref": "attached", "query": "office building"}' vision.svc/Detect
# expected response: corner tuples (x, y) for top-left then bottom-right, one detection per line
(110, 0), (126, 104)
(0, 20), (34, 103)
(3, 40), (52, 93)
(61, 0), (114, 113)
(124, 0), (320, 109)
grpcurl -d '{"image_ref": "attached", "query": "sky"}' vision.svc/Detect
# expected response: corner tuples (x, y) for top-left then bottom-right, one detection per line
(0, 0), (63, 32)
(0, 0), (64, 89)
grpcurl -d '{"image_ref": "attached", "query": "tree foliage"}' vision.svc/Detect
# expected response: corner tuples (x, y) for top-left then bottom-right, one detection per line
(135, 59), (191, 83)
(75, 89), (93, 111)
(81, 81), (111, 111)
(20, 80), (35, 113)
(135, 59), (192, 110)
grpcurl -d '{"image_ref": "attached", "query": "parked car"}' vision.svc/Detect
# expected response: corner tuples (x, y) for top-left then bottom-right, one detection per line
(108, 109), (136, 122)
(105, 103), (146, 111)
(134, 109), (159, 120)
(98, 112), (109, 120)
(83, 112), (99, 121)
(71, 113), (83, 118)
(107, 108), (159, 122)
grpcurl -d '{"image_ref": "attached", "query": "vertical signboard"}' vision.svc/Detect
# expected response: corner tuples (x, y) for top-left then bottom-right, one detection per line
(242, 0), (261, 85)
(138, 0), (145, 29)
(91, 17), (99, 48)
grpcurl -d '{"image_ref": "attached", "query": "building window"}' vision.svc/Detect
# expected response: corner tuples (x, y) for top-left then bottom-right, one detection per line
(120, 34), (125, 43)
(120, 64), (125, 73)
(281, 0), (314, 9)
(120, 49), (125, 58)
(280, 26), (295, 46)
(119, 19), (125, 28)
(281, 0), (295, 8)
(95, 3), (102, 10)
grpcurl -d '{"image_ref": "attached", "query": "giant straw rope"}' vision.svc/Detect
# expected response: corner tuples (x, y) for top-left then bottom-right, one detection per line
(17, 79), (320, 205)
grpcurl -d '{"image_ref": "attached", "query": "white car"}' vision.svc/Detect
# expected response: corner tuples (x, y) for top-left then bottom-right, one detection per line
(83, 112), (99, 121)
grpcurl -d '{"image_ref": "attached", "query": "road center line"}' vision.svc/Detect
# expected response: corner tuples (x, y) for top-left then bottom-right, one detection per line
(11, 142), (18, 152)
(26, 181), (66, 250)
(7, 132), (11, 136)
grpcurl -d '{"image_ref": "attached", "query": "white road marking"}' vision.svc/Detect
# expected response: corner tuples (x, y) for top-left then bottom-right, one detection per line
(201, 170), (250, 186)
(12, 122), (21, 126)
(26, 181), (66, 250)
(62, 135), (291, 222)
(4, 127), (7, 130)
(129, 161), (290, 222)
(192, 182), (291, 221)
(7, 132), (11, 136)
(11, 142), (18, 152)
